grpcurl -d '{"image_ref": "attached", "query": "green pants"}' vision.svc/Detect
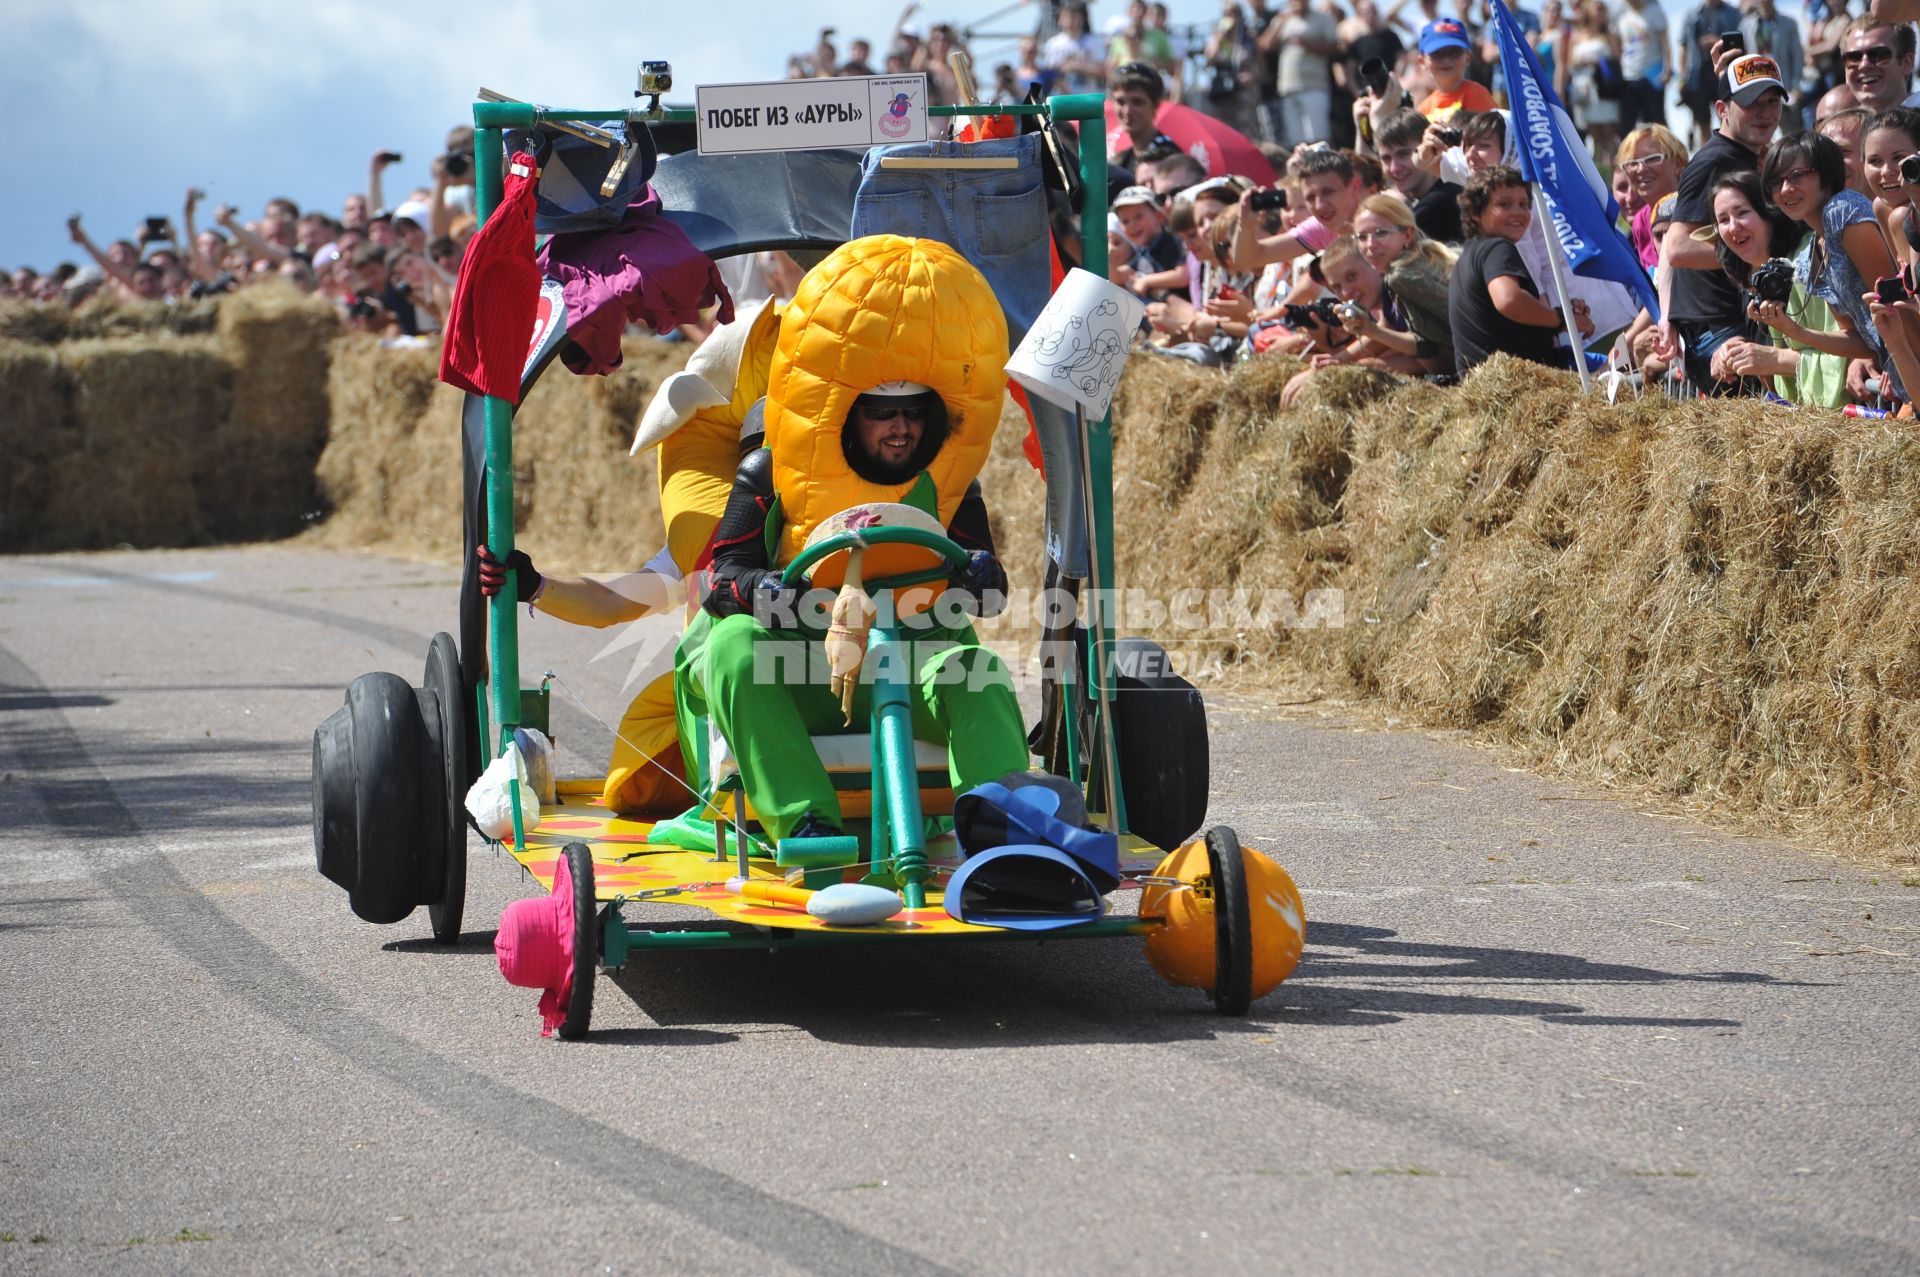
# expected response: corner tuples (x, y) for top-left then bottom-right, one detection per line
(676, 612), (1030, 842)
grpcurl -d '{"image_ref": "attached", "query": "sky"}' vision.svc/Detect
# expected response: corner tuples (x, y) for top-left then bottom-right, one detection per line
(2, 0), (1813, 272)
(0, 0), (1184, 272)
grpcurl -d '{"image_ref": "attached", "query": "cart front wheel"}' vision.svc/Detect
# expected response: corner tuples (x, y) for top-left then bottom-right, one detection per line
(1205, 826), (1254, 1016)
(556, 842), (598, 1041)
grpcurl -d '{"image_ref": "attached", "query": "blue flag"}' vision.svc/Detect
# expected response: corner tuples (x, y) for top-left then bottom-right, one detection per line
(1490, 0), (1660, 320)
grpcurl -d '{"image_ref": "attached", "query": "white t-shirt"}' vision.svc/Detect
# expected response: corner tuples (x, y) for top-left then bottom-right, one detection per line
(1618, 0), (1668, 82)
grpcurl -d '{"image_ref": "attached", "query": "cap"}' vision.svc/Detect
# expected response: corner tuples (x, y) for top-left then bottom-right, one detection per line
(1419, 18), (1472, 54)
(1722, 53), (1786, 106)
(859, 379), (933, 396)
(1111, 184), (1159, 210)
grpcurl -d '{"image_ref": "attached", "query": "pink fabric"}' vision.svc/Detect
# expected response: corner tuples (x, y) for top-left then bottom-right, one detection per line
(1631, 205), (1659, 271)
(1291, 215), (1334, 254)
(538, 187), (735, 376)
(494, 861), (576, 1037)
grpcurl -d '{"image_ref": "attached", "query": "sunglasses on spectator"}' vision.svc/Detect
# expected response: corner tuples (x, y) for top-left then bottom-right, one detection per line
(1843, 45), (1895, 65)
(1621, 155), (1667, 173)
(858, 404), (928, 422)
(1116, 62), (1156, 79)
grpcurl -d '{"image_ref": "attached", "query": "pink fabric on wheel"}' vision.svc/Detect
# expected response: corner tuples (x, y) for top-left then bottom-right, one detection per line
(494, 861), (576, 1037)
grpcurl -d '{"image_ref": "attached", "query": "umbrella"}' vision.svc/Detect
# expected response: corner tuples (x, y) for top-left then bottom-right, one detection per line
(1103, 100), (1277, 186)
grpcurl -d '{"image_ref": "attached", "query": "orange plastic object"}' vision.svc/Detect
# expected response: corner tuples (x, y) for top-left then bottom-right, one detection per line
(1140, 840), (1305, 1000)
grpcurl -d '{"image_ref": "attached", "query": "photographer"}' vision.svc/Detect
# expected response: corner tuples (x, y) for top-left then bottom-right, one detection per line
(1231, 147), (1363, 271)
(1374, 108), (1463, 242)
(1758, 130), (1908, 400)
(1697, 171), (1834, 400)
(64, 215), (148, 303)
(1449, 165), (1594, 376)
(1280, 233), (1422, 405)
(1147, 202), (1258, 366)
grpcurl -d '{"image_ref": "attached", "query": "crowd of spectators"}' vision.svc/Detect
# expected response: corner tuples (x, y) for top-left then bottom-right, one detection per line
(6, 128), (482, 342)
(1100, 0), (1920, 415)
(18, 0), (1920, 415)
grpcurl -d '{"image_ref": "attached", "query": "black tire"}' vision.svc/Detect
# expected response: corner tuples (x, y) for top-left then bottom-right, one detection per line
(1102, 637), (1209, 850)
(424, 633), (469, 944)
(312, 704), (356, 891)
(344, 672), (429, 925)
(556, 842), (598, 1041)
(1205, 825), (1253, 1016)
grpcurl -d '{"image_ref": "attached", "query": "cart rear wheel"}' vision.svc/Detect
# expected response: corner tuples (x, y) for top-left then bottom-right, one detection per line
(423, 633), (469, 944)
(344, 672), (432, 925)
(1205, 826), (1253, 1016)
(556, 842), (598, 1041)
(1112, 638), (1208, 851)
(312, 705), (356, 891)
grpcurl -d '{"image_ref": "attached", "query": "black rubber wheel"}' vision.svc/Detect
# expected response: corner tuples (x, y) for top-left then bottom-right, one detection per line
(424, 633), (469, 944)
(344, 672), (429, 925)
(1205, 825), (1253, 1016)
(1078, 636), (1209, 850)
(555, 842), (598, 1041)
(312, 704), (356, 891)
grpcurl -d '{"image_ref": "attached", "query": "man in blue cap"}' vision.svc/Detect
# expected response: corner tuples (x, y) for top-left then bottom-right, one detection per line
(1415, 17), (1497, 120)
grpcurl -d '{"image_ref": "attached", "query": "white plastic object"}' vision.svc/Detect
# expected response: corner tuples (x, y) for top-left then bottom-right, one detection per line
(464, 745), (541, 839)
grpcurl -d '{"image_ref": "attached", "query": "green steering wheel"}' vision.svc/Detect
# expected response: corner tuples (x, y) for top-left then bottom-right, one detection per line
(780, 525), (970, 594)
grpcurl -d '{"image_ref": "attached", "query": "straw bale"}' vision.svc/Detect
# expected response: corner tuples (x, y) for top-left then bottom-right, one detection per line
(311, 334), (685, 575)
(211, 285), (340, 540)
(0, 340), (74, 549)
(38, 335), (234, 548)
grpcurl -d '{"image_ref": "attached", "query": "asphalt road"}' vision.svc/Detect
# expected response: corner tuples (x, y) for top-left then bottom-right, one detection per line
(3, 545), (1918, 1275)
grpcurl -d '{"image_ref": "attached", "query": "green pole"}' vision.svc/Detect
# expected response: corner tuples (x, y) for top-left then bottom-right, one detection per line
(1044, 93), (1127, 833)
(868, 626), (930, 910)
(473, 129), (522, 758)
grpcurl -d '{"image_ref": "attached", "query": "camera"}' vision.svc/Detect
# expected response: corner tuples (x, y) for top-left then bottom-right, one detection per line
(1877, 273), (1910, 303)
(639, 60), (673, 95)
(188, 272), (238, 299)
(442, 150), (471, 179)
(1720, 29), (1744, 53)
(1749, 257), (1794, 304)
(1360, 56), (1392, 98)
(141, 216), (170, 242)
(1334, 300), (1369, 326)
(1433, 125), (1462, 147)
(1248, 187), (1288, 213)
(1283, 298), (1342, 330)
(377, 151), (403, 165)
(1900, 153), (1920, 185)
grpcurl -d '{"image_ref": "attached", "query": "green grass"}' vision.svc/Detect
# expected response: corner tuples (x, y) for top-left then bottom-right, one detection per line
(173, 1228), (215, 1243)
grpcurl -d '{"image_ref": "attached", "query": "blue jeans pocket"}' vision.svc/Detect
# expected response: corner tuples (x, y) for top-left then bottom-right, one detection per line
(850, 188), (932, 241)
(970, 185), (1045, 259)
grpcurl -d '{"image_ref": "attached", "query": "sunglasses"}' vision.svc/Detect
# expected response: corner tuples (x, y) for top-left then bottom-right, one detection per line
(1843, 45), (1896, 65)
(1621, 154), (1667, 173)
(858, 405), (927, 422)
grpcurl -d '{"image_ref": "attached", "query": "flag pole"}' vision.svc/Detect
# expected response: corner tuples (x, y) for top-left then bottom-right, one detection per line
(1531, 184), (1594, 393)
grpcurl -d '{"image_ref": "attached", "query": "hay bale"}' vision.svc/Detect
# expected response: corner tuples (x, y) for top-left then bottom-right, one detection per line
(211, 285), (340, 540)
(0, 340), (74, 549)
(311, 334), (684, 574)
(40, 336), (233, 548)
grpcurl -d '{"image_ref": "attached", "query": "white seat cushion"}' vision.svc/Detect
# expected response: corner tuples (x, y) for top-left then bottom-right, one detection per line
(711, 731), (947, 781)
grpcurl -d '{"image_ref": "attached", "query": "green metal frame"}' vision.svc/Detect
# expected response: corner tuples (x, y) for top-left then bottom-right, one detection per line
(470, 92), (1128, 948)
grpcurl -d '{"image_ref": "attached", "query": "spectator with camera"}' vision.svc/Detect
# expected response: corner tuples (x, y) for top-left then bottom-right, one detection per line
(1756, 128), (1918, 403)
(1146, 201), (1258, 366)
(1862, 107), (1920, 256)
(1279, 232), (1425, 404)
(1449, 165), (1594, 376)
(1698, 169), (1844, 402)
(1231, 147), (1364, 271)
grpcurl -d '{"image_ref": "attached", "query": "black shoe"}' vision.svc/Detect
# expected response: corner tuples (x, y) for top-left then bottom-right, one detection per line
(787, 815), (845, 841)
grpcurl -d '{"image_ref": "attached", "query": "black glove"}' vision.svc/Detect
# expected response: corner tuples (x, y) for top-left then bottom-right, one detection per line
(476, 545), (541, 603)
(751, 572), (810, 629)
(949, 550), (1008, 618)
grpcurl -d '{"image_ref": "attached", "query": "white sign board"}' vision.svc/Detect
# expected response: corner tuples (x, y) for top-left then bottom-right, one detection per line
(695, 74), (929, 156)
